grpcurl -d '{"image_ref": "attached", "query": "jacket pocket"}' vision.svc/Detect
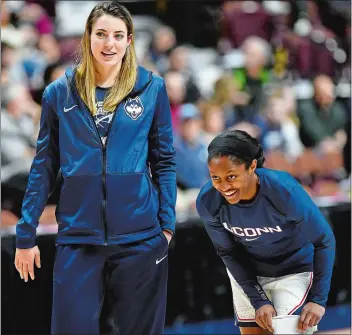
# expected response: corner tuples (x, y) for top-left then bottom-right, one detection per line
(56, 175), (104, 238)
(106, 172), (160, 236)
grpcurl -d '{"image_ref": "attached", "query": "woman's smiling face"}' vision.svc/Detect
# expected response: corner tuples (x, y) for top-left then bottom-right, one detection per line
(90, 14), (131, 71)
(208, 156), (257, 204)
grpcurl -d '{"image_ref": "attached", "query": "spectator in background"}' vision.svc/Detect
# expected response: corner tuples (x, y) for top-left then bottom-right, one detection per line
(144, 25), (176, 74)
(17, 2), (54, 35)
(174, 104), (209, 189)
(297, 75), (347, 152)
(37, 33), (61, 64)
(213, 75), (249, 126)
(32, 61), (67, 103)
(1, 1), (60, 91)
(1, 34), (27, 87)
(1, 84), (40, 153)
(167, 45), (201, 103)
(1, 12), (27, 85)
(219, 0), (273, 52)
(292, 0), (337, 79)
(233, 36), (272, 118)
(20, 31), (61, 91)
(164, 70), (186, 133)
(9, 2), (60, 91)
(262, 87), (304, 161)
(199, 101), (225, 146)
(213, 75), (267, 141)
(1, 84), (40, 216)
(43, 62), (66, 86)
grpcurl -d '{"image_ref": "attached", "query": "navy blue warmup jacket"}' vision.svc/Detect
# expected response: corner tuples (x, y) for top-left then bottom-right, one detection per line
(16, 66), (176, 248)
(196, 168), (335, 310)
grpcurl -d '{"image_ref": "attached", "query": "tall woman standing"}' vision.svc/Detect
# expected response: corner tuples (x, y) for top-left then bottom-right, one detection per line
(14, 2), (176, 334)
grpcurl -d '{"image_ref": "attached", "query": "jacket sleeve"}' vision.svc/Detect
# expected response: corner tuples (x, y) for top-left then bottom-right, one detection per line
(286, 184), (336, 308)
(16, 90), (60, 249)
(148, 79), (177, 234)
(196, 195), (273, 311)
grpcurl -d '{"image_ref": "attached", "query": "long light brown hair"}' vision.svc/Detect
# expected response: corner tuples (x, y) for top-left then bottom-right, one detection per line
(213, 75), (235, 107)
(75, 1), (138, 115)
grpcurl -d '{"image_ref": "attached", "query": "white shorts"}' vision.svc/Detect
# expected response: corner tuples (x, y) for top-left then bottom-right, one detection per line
(227, 269), (313, 327)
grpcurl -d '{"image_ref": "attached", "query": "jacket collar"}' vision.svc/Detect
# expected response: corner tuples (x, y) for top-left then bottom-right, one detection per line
(65, 66), (152, 96)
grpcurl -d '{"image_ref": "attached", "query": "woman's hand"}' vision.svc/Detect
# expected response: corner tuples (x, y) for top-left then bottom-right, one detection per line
(14, 246), (41, 282)
(162, 230), (173, 244)
(255, 304), (277, 332)
(298, 302), (325, 332)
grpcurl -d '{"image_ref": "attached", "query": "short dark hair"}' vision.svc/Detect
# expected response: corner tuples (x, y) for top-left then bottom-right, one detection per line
(207, 130), (265, 169)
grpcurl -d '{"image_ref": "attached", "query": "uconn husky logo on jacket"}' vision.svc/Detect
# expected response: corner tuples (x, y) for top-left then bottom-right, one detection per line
(124, 96), (144, 120)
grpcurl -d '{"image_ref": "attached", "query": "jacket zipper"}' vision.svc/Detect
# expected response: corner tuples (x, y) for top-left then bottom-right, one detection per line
(85, 103), (124, 245)
(85, 112), (109, 245)
(100, 111), (118, 245)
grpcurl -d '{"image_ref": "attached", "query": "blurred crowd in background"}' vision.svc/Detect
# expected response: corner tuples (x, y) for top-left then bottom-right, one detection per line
(1, 0), (351, 227)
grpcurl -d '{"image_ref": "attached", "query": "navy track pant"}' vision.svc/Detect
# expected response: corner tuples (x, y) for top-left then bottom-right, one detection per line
(51, 232), (169, 335)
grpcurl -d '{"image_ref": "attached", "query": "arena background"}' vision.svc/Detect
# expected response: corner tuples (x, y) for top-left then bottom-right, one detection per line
(1, 0), (351, 334)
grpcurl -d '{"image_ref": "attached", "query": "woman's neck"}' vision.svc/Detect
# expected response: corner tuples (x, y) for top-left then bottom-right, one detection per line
(243, 173), (260, 201)
(95, 63), (121, 88)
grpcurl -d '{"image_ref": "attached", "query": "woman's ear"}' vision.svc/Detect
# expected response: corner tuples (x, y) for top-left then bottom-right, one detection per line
(249, 159), (257, 174)
(127, 34), (133, 46)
